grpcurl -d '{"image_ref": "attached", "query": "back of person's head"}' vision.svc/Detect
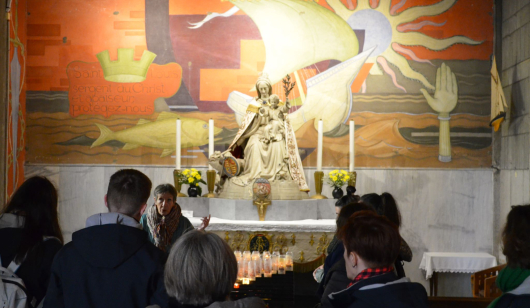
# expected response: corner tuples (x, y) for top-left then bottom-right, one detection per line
(106, 169), (152, 216)
(346, 185), (356, 196)
(335, 194), (357, 209)
(336, 202), (375, 233)
(502, 205), (530, 269)
(361, 193), (384, 215)
(165, 231), (237, 306)
(153, 183), (177, 200)
(3, 176), (63, 262)
(338, 211), (400, 268)
(381, 192), (401, 228)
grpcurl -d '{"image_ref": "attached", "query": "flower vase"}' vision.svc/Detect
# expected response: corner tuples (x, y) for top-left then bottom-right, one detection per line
(188, 185), (199, 197)
(332, 187), (344, 199)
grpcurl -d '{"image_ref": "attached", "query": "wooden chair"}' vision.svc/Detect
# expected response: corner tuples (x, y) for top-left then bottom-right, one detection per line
(471, 264), (506, 298)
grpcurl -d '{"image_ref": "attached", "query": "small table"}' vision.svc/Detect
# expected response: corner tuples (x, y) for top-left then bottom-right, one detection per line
(419, 252), (497, 296)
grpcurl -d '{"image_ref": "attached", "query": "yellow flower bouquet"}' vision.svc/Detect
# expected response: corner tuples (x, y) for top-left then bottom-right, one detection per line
(181, 168), (206, 197)
(327, 169), (350, 189)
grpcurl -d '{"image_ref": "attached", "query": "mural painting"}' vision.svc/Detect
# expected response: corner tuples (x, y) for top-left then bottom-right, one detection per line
(7, 0), (27, 197)
(25, 0), (493, 168)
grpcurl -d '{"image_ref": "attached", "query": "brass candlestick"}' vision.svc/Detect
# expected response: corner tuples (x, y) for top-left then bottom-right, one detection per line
(173, 169), (187, 197)
(203, 169), (216, 198)
(348, 171), (357, 188)
(310, 171), (327, 199)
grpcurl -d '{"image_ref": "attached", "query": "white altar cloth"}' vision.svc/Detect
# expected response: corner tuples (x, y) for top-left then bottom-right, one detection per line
(419, 252), (497, 279)
(188, 216), (336, 233)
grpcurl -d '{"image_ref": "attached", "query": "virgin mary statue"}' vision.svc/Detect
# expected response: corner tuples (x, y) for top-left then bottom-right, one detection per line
(210, 74), (309, 200)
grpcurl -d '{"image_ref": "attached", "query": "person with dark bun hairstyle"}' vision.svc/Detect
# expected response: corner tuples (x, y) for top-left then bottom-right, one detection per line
(361, 192), (412, 278)
(488, 205), (530, 308)
(328, 211), (428, 308)
(314, 195), (361, 284)
(0, 176), (63, 306)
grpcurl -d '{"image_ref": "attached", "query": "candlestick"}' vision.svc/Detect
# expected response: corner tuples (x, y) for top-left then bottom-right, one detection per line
(203, 170), (216, 198)
(209, 119), (214, 170)
(349, 120), (355, 172)
(176, 119), (181, 170)
(310, 171), (327, 199)
(317, 120), (323, 171)
(173, 169), (187, 197)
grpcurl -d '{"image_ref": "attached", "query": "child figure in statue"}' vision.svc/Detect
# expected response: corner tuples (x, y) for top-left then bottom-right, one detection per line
(261, 94), (290, 144)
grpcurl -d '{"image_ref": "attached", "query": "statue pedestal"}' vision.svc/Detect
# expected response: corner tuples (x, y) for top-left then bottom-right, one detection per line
(218, 179), (308, 200)
(178, 197), (336, 221)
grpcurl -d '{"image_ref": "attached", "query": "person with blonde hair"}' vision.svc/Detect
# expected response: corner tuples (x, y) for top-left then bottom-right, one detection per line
(163, 230), (266, 308)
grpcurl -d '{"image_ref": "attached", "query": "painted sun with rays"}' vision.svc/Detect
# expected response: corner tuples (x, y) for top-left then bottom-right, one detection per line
(327, 0), (482, 92)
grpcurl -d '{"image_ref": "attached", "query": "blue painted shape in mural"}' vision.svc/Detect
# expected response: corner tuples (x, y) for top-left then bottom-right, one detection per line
(10, 47), (20, 186)
(347, 9), (392, 57)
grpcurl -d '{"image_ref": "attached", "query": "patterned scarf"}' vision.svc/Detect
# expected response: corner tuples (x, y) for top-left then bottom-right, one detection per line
(146, 203), (181, 252)
(348, 266), (394, 287)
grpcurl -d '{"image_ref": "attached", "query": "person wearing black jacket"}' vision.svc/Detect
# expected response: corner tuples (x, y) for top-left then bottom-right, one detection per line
(317, 203), (375, 308)
(43, 169), (168, 308)
(0, 176), (64, 307)
(328, 211), (428, 308)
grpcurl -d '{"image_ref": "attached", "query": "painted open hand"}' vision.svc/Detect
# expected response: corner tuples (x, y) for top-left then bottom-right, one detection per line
(420, 63), (458, 116)
(198, 214), (211, 231)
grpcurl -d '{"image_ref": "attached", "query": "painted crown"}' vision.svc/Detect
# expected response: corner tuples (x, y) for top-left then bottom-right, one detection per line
(96, 49), (157, 83)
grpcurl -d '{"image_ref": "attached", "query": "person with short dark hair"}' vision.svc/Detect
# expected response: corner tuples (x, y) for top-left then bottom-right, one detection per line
(488, 205), (530, 308)
(0, 176), (64, 306)
(317, 203), (375, 308)
(163, 230), (266, 308)
(140, 183), (210, 253)
(328, 211), (428, 308)
(44, 169), (168, 308)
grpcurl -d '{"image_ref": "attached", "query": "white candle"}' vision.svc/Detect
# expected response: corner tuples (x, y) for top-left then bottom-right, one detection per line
(176, 119), (181, 170)
(317, 120), (323, 171)
(209, 119), (214, 170)
(349, 120), (355, 172)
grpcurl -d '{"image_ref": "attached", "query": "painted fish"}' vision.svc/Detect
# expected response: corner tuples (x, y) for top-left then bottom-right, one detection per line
(91, 112), (222, 157)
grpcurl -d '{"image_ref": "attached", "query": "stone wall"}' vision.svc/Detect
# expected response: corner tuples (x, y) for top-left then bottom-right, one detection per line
(494, 0), (530, 262)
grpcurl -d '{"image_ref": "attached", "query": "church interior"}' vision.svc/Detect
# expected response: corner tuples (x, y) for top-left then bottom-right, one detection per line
(1, 0), (529, 307)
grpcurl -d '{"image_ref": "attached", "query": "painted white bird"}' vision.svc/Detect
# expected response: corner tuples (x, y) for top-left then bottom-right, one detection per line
(188, 7), (240, 29)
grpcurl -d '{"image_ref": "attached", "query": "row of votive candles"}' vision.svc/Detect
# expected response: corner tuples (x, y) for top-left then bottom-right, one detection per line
(234, 250), (293, 281)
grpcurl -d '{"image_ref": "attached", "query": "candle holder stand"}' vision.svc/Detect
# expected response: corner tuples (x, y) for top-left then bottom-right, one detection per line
(173, 169), (187, 197)
(310, 171), (327, 199)
(348, 171), (357, 188)
(203, 170), (217, 198)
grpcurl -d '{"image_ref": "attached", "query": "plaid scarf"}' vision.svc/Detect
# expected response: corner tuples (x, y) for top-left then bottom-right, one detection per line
(146, 203), (181, 252)
(348, 266), (394, 287)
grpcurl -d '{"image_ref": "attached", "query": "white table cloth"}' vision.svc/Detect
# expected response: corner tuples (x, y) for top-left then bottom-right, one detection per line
(419, 252), (497, 279)
(187, 216), (336, 233)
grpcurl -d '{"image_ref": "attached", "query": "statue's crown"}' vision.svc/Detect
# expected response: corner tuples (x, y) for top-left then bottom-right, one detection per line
(96, 49), (157, 83)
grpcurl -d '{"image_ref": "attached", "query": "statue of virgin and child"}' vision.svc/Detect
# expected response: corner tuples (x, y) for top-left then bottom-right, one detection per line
(209, 74), (309, 200)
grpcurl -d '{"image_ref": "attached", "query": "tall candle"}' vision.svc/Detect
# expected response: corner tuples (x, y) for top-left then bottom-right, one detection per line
(349, 120), (355, 172)
(208, 119), (214, 170)
(317, 120), (323, 171)
(176, 119), (181, 170)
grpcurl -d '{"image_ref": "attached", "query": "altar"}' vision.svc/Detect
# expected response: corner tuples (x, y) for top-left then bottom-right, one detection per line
(187, 215), (336, 265)
(178, 197), (337, 221)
